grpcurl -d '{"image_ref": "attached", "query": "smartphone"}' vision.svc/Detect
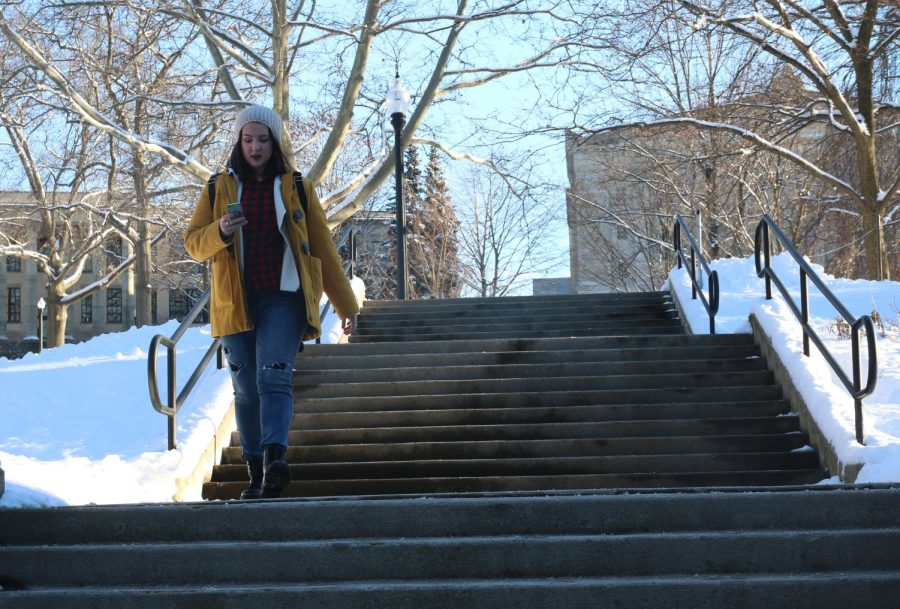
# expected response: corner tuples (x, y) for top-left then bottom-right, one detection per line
(226, 202), (243, 217)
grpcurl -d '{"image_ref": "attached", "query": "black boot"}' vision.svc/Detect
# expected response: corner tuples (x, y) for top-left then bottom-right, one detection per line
(262, 444), (291, 498)
(240, 458), (264, 500)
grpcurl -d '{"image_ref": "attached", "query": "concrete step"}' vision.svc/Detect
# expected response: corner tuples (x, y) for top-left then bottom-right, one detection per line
(5, 573), (898, 609)
(210, 451), (822, 482)
(202, 469), (829, 498)
(295, 357), (766, 384)
(304, 334), (757, 358)
(294, 344), (763, 371)
(221, 433), (811, 464)
(291, 415), (792, 446)
(289, 400), (792, 429)
(293, 385), (785, 413)
(360, 291), (672, 309)
(294, 370), (776, 399)
(10, 487), (898, 607)
(355, 307), (678, 326)
(278, 416), (804, 446)
(348, 323), (684, 343)
(3, 488), (897, 545)
(5, 527), (897, 588)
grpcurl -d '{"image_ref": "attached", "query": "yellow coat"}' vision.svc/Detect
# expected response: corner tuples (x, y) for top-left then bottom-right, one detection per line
(184, 171), (359, 340)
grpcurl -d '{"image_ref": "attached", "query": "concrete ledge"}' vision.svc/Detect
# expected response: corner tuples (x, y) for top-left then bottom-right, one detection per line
(173, 403), (236, 502)
(749, 313), (863, 482)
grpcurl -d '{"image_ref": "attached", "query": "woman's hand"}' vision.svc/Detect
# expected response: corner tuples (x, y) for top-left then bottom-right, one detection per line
(342, 314), (358, 335)
(219, 213), (247, 238)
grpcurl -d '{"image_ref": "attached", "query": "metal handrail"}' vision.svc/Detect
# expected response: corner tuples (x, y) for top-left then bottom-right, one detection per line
(673, 214), (720, 334)
(148, 288), (223, 450)
(754, 214), (878, 445)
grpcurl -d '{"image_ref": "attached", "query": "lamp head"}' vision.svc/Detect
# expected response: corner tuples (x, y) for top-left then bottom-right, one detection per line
(385, 74), (410, 116)
(37, 297), (46, 310)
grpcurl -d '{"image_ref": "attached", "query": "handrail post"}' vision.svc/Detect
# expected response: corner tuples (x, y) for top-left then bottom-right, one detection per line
(800, 269), (810, 356)
(852, 332), (864, 445)
(168, 346), (177, 450)
(673, 215), (718, 333)
(674, 222), (682, 268)
(763, 224), (772, 300)
(350, 229), (357, 280)
(690, 249), (697, 300)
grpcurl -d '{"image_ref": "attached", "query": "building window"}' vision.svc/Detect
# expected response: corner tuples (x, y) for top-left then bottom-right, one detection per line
(7, 287), (21, 323)
(169, 288), (207, 323)
(81, 295), (93, 324)
(616, 225), (628, 240)
(6, 256), (21, 272)
(151, 290), (158, 325)
(107, 288), (122, 323)
(83, 255), (93, 273)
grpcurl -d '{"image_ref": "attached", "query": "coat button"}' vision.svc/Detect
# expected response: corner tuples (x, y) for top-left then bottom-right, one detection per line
(293, 209), (303, 222)
(302, 241), (310, 254)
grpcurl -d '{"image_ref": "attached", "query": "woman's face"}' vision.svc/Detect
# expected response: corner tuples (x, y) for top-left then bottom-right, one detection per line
(240, 122), (274, 176)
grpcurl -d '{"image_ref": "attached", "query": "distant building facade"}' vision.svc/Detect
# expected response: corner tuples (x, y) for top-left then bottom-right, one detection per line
(0, 193), (206, 357)
(532, 277), (572, 296)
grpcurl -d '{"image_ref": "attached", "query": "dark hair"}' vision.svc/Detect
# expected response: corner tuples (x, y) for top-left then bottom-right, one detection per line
(228, 125), (291, 182)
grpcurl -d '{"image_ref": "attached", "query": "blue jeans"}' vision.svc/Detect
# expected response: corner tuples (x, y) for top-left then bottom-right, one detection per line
(221, 291), (306, 461)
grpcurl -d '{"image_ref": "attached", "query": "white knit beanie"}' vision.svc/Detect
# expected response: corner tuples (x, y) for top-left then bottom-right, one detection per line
(232, 105), (284, 146)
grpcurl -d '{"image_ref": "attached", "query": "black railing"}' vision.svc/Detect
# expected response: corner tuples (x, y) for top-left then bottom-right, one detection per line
(673, 214), (720, 334)
(148, 228), (357, 449)
(148, 290), (223, 450)
(754, 214), (877, 445)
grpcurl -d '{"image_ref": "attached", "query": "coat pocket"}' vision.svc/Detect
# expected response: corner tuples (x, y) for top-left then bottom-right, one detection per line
(211, 252), (236, 309)
(308, 255), (323, 301)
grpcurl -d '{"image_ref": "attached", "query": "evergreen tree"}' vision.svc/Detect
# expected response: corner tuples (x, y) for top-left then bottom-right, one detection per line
(407, 145), (462, 299)
(403, 145), (424, 207)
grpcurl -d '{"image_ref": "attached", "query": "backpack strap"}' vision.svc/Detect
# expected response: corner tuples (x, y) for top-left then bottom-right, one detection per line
(293, 171), (309, 214)
(207, 173), (219, 211)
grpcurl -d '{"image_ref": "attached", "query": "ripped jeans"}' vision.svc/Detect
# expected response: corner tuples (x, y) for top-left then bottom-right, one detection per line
(221, 291), (307, 461)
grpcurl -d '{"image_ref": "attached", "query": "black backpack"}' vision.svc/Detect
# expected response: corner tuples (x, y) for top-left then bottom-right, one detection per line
(207, 171), (309, 214)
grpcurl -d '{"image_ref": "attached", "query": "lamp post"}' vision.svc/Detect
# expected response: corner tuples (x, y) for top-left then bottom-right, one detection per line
(386, 72), (411, 299)
(36, 297), (46, 354)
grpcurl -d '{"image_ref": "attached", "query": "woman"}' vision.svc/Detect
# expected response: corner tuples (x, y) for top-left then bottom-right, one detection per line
(184, 105), (359, 499)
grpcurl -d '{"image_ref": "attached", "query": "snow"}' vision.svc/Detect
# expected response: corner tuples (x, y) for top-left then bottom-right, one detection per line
(0, 277), (365, 508)
(2, 260), (898, 509)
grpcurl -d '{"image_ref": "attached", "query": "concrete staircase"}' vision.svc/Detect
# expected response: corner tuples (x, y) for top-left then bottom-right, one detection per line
(2, 487), (899, 607)
(203, 291), (826, 499)
(5, 291), (898, 607)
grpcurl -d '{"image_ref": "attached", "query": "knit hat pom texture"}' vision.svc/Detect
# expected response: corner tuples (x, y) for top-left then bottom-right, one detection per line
(233, 105), (283, 146)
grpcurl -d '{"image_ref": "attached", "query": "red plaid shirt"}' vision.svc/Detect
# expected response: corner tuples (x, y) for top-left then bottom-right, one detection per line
(240, 176), (284, 294)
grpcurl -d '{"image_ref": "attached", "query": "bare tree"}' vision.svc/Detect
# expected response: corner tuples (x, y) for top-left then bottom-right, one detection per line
(567, 0), (899, 280)
(0, 97), (169, 346)
(0, 1), (583, 224)
(457, 161), (565, 296)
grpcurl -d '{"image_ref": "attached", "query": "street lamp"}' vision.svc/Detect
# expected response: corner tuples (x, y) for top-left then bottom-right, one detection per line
(36, 297), (46, 354)
(386, 72), (411, 299)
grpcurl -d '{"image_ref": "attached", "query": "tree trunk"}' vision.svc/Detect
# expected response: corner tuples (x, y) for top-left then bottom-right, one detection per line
(46, 286), (68, 347)
(132, 145), (152, 327)
(135, 220), (153, 326)
(861, 206), (889, 281)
